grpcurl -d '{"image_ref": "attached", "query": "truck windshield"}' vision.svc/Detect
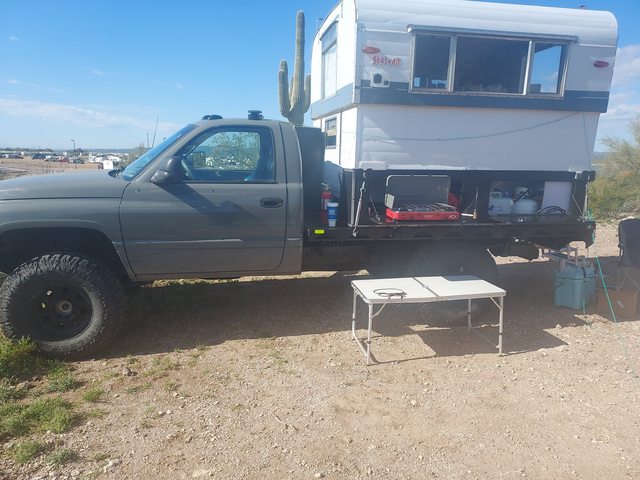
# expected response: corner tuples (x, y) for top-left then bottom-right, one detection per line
(121, 124), (196, 181)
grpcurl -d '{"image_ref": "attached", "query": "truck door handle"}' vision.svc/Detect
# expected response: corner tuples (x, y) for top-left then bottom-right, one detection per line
(260, 197), (283, 208)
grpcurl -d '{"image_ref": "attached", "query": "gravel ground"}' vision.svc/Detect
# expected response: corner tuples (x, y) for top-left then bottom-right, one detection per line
(1, 222), (639, 480)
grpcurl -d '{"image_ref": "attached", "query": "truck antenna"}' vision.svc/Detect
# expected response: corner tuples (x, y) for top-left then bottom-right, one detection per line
(151, 116), (159, 148)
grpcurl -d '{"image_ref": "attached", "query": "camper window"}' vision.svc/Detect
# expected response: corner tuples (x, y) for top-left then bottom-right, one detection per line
(321, 22), (338, 99)
(454, 37), (529, 94)
(529, 43), (565, 95)
(324, 117), (337, 148)
(412, 35), (451, 90)
(410, 33), (568, 97)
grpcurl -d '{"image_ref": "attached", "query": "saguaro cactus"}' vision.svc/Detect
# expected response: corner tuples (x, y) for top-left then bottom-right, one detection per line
(279, 10), (311, 126)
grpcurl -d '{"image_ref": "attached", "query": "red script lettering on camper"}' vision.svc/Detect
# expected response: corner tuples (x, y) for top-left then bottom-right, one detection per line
(372, 55), (401, 67)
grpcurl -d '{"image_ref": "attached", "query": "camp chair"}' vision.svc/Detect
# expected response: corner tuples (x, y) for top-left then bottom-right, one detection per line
(617, 218), (640, 291)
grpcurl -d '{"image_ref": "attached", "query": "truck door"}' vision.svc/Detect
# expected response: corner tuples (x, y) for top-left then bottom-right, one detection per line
(119, 125), (287, 276)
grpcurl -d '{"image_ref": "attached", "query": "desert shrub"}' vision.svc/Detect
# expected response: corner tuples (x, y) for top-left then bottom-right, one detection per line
(0, 397), (75, 439)
(590, 118), (640, 218)
(0, 337), (47, 382)
(9, 440), (48, 464)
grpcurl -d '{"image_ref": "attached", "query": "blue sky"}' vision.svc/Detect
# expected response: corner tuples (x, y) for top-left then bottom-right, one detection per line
(1, 0), (639, 150)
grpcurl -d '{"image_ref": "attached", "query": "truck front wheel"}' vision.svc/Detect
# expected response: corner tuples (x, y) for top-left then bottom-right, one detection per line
(0, 253), (125, 358)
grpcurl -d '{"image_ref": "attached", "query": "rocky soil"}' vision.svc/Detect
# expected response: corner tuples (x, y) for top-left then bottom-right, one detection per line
(1, 223), (639, 480)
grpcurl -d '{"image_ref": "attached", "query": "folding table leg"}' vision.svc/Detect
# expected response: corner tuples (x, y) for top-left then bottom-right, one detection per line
(352, 290), (357, 335)
(467, 299), (472, 330)
(498, 296), (504, 355)
(367, 304), (373, 365)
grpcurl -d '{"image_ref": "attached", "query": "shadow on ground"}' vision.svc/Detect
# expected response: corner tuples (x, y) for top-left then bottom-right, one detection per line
(108, 256), (629, 359)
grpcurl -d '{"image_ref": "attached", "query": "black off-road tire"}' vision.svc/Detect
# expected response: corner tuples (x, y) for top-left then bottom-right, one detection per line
(0, 253), (125, 359)
(405, 242), (499, 323)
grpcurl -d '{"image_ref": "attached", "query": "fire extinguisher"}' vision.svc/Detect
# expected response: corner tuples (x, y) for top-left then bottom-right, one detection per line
(320, 183), (333, 225)
(321, 183), (333, 210)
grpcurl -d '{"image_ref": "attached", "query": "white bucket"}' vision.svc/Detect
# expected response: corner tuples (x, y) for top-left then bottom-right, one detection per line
(488, 192), (512, 215)
(511, 198), (538, 214)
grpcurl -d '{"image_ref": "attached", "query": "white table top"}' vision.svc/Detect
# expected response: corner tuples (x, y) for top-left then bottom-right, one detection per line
(352, 275), (505, 304)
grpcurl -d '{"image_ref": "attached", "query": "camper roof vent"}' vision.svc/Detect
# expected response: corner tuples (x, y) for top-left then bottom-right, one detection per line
(248, 110), (263, 120)
(201, 114), (223, 120)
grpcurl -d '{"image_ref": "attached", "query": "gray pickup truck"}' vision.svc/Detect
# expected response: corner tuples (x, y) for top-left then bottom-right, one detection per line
(0, 113), (595, 357)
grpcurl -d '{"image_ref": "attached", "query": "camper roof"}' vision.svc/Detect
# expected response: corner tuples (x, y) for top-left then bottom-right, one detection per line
(344, 0), (617, 47)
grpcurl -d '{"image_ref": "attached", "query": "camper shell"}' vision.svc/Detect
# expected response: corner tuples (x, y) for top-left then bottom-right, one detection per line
(309, 0), (617, 236)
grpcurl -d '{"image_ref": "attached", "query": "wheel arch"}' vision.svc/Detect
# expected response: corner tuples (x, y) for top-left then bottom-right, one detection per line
(0, 227), (133, 282)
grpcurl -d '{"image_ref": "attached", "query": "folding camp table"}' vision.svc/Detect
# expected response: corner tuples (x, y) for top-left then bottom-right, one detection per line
(351, 275), (506, 364)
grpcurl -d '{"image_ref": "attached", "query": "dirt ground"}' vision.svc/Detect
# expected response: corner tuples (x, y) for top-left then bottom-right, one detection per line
(0, 158), (100, 178)
(1, 223), (639, 480)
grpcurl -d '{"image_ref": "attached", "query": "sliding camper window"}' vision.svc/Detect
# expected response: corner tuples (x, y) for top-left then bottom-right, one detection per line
(321, 22), (338, 99)
(411, 33), (568, 96)
(454, 37), (529, 94)
(412, 35), (451, 89)
(529, 43), (565, 94)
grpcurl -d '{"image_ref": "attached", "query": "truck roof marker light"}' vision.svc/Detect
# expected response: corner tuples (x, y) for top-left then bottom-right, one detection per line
(248, 110), (264, 120)
(593, 60), (609, 68)
(201, 114), (223, 120)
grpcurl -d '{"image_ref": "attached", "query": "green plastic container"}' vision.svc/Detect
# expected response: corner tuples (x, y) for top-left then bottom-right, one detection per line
(554, 265), (596, 309)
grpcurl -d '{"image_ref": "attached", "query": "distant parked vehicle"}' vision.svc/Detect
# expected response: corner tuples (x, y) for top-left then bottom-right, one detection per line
(72, 157), (85, 164)
(59, 157), (70, 163)
(32, 153), (46, 160)
(5, 154), (23, 159)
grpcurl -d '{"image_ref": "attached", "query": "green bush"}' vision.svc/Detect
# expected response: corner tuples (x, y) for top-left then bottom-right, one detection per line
(9, 440), (48, 464)
(0, 397), (75, 439)
(0, 378), (26, 403)
(47, 366), (80, 392)
(590, 118), (640, 218)
(82, 387), (104, 403)
(47, 447), (78, 466)
(0, 337), (43, 381)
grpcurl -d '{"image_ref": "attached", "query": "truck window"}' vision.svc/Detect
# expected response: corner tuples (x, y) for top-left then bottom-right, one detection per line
(179, 127), (275, 183)
(122, 124), (196, 181)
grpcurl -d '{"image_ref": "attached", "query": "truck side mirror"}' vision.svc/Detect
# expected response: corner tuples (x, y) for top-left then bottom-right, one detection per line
(150, 156), (183, 184)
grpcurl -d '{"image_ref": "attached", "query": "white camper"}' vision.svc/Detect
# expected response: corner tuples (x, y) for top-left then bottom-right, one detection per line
(310, 0), (618, 173)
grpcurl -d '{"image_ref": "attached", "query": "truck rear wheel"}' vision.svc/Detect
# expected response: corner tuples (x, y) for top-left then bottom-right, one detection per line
(406, 242), (499, 323)
(0, 253), (125, 358)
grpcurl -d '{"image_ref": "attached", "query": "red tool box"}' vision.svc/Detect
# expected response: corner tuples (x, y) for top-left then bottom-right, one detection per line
(384, 175), (460, 221)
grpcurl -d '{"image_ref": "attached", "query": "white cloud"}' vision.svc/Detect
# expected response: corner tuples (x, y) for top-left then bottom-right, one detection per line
(0, 98), (181, 133)
(175, 83), (184, 90)
(612, 44), (640, 87)
(90, 69), (105, 76)
(597, 88), (640, 146)
(602, 102), (640, 123)
(4, 79), (62, 93)
(8, 36), (19, 41)
(602, 87), (640, 123)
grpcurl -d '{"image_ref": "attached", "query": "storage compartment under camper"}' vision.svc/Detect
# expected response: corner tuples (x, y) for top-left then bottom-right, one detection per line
(322, 168), (589, 229)
(384, 175), (460, 221)
(488, 179), (575, 218)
